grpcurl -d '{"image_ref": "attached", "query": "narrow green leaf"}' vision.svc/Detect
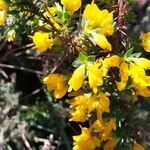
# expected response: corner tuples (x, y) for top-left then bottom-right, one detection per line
(124, 48), (134, 58)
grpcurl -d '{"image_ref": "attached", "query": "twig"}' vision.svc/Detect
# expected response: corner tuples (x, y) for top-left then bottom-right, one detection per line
(22, 134), (32, 150)
(7, 43), (34, 54)
(34, 137), (52, 150)
(0, 43), (34, 62)
(50, 53), (68, 73)
(26, 0), (58, 32)
(0, 69), (8, 79)
(0, 129), (4, 149)
(20, 87), (43, 100)
(0, 63), (43, 75)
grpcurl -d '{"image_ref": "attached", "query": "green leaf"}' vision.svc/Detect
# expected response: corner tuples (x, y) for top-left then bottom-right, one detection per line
(130, 52), (141, 58)
(72, 52), (95, 67)
(127, 0), (135, 5)
(72, 59), (82, 67)
(87, 55), (96, 62)
(55, 2), (63, 12)
(124, 48), (134, 58)
(78, 51), (88, 63)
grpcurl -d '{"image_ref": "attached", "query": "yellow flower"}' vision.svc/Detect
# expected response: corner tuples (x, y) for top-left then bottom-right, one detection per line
(0, 10), (7, 26)
(100, 55), (129, 91)
(83, 3), (114, 35)
(43, 74), (68, 99)
(73, 119), (116, 150)
(87, 62), (103, 93)
(73, 127), (100, 150)
(0, 0), (8, 10)
(82, 2), (114, 50)
(68, 65), (85, 92)
(103, 55), (150, 94)
(129, 63), (150, 87)
(44, 7), (61, 30)
(135, 58), (150, 69)
(95, 93), (110, 119)
(0, 0), (8, 26)
(7, 30), (16, 42)
(61, 0), (81, 13)
(134, 86), (150, 97)
(44, 7), (57, 17)
(116, 56), (150, 91)
(91, 119), (116, 142)
(69, 108), (88, 122)
(117, 61), (129, 91)
(98, 10), (114, 36)
(103, 55), (122, 68)
(69, 94), (94, 122)
(133, 142), (144, 150)
(91, 33), (112, 51)
(97, 55), (122, 77)
(69, 92), (110, 122)
(140, 32), (150, 52)
(103, 139), (118, 150)
(31, 31), (53, 52)
(83, 3), (101, 29)
(128, 58), (150, 89)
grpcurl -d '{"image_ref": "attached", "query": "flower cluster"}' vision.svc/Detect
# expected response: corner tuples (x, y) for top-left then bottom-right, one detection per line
(37, 1), (147, 149)
(73, 119), (116, 150)
(82, 2), (114, 51)
(69, 92), (110, 122)
(31, 31), (53, 52)
(1, 0), (149, 149)
(30, 1), (114, 53)
(43, 74), (68, 99)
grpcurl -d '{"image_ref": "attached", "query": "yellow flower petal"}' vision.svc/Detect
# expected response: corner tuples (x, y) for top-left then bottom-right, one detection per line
(140, 32), (150, 52)
(135, 58), (150, 69)
(31, 31), (53, 52)
(0, 0), (8, 26)
(135, 86), (150, 97)
(0, 0), (8, 10)
(97, 93), (110, 113)
(7, 30), (16, 42)
(44, 7), (57, 17)
(43, 74), (68, 99)
(87, 63), (103, 93)
(61, 0), (81, 13)
(69, 94), (94, 122)
(68, 65), (85, 92)
(104, 55), (122, 68)
(129, 63), (149, 87)
(103, 139), (118, 150)
(83, 3), (100, 29)
(73, 127), (100, 150)
(54, 87), (68, 99)
(0, 10), (7, 26)
(117, 62), (129, 91)
(91, 119), (116, 142)
(91, 33), (112, 51)
(134, 143), (145, 150)
(83, 2), (114, 35)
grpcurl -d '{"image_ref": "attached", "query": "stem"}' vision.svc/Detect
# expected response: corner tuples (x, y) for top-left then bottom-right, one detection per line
(0, 63), (43, 75)
(26, 0), (58, 33)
